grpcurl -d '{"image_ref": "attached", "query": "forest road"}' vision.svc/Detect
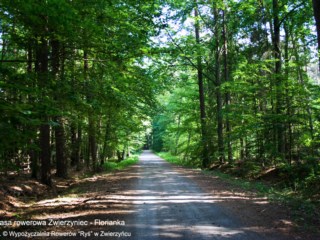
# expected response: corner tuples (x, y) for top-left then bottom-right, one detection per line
(104, 150), (297, 240)
(20, 150), (312, 240)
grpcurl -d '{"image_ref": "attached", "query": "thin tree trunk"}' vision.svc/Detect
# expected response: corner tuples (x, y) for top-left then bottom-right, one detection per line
(51, 39), (67, 178)
(174, 115), (181, 155)
(84, 50), (97, 170)
(40, 121), (51, 186)
(102, 117), (111, 164)
(1, 28), (6, 62)
(240, 138), (245, 161)
(55, 117), (67, 177)
(284, 23), (292, 165)
(37, 37), (51, 186)
(183, 131), (192, 162)
(222, 9), (232, 164)
(70, 50), (81, 170)
(194, 2), (209, 168)
(214, 7), (225, 164)
(312, 0), (320, 71)
(70, 123), (78, 167)
(272, 0), (285, 160)
(27, 43), (38, 179)
(77, 126), (82, 170)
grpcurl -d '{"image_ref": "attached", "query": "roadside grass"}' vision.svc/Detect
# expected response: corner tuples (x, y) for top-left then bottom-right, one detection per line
(157, 152), (182, 165)
(103, 155), (139, 171)
(157, 151), (320, 231)
(157, 152), (199, 168)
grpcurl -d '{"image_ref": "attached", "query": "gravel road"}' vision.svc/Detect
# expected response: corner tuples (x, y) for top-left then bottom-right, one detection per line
(120, 151), (288, 239)
(12, 150), (315, 240)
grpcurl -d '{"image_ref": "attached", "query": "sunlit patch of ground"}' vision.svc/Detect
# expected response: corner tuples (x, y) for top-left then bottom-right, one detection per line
(1, 157), (319, 239)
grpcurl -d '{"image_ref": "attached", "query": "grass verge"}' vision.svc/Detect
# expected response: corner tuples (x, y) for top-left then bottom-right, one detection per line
(103, 155), (139, 171)
(157, 152), (197, 168)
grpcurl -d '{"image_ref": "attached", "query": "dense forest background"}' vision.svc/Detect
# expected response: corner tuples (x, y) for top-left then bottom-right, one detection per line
(151, 0), (320, 199)
(1, 0), (320, 201)
(0, 0), (164, 185)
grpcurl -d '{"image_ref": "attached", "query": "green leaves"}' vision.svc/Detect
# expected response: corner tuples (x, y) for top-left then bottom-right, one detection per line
(150, 0), (320, 173)
(0, 0), (164, 174)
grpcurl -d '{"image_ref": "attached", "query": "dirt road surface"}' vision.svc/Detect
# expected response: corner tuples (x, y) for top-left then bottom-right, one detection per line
(9, 150), (318, 239)
(114, 151), (297, 240)
(124, 151), (270, 239)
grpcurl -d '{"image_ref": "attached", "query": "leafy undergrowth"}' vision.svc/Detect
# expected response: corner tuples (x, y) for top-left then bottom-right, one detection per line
(157, 152), (198, 168)
(157, 151), (320, 231)
(103, 155), (139, 171)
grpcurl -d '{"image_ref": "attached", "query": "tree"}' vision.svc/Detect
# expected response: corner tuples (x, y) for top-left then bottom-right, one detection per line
(0, 0), (162, 184)
(312, 0), (320, 71)
(194, 1), (209, 168)
(151, 0), (319, 178)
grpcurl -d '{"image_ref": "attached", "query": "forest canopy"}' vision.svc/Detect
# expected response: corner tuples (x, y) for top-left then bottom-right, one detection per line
(0, 0), (163, 185)
(0, 0), (320, 193)
(150, 0), (320, 195)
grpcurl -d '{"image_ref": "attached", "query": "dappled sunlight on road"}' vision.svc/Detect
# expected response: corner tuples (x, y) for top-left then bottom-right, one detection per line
(14, 150), (297, 239)
(114, 150), (279, 239)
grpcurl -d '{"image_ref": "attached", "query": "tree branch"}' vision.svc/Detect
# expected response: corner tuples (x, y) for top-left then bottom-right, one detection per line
(165, 29), (214, 82)
(278, 2), (305, 28)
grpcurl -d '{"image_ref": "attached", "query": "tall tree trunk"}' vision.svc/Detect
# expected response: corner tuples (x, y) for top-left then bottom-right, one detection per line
(52, 39), (67, 178)
(272, 0), (285, 160)
(194, 2), (209, 168)
(312, 0), (320, 71)
(27, 43), (39, 179)
(37, 37), (51, 186)
(214, 8), (225, 164)
(222, 9), (232, 164)
(284, 23), (292, 165)
(70, 51), (81, 170)
(84, 50), (97, 170)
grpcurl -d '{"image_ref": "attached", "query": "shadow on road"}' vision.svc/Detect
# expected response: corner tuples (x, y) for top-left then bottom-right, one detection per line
(11, 150), (307, 239)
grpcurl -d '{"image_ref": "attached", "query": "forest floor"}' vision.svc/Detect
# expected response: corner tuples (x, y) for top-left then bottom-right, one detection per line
(0, 151), (319, 239)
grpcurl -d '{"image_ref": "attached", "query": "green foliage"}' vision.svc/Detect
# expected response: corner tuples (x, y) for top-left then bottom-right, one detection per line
(0, 0), (163, 177)
(151, 69), (201, 163)
(147, 2), (320, 219)
(303, 173), (320, 197)
(277, 163), (320, 194)
(1, 0), (320, 216)
(151, 0), (320, 171)
(103, 156), (139, 171)
(157, 152), (201, 168)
